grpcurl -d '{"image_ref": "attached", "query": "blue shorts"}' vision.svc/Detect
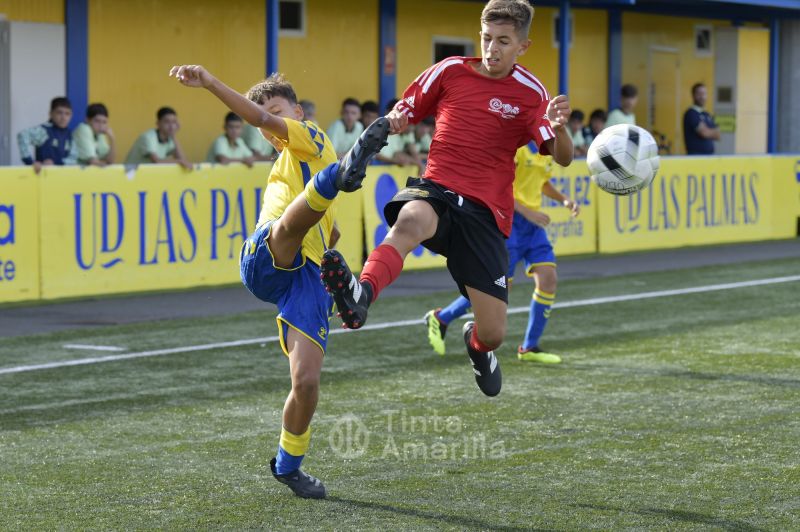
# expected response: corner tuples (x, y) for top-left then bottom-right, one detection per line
(505, 212), (556, 280)
(239, 221), (333, 356)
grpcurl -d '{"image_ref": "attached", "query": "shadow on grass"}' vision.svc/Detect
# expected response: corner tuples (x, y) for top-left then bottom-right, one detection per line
(326, 495), (547, 531)
(572, 503), (764, 531)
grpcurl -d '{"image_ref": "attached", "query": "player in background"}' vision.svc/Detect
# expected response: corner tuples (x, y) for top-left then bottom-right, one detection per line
(424, 141), (580, 363)
(320, 0), (573, 397)
(169, 64), (389, 499)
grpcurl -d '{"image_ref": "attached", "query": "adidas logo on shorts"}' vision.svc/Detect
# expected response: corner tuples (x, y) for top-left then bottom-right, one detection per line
(494, 276), (507, 288)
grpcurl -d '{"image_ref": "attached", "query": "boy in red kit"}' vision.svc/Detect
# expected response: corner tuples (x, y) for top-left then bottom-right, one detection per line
(321, 0), (573, 396)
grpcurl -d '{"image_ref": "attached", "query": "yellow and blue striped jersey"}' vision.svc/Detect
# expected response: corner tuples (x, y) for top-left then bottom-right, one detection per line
(513, 141), (554, 212)
(257, 118), (338, 265)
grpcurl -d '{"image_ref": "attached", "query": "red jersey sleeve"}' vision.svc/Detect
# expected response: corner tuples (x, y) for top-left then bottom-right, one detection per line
(394, 57), (464, 124)
(529, 99), (555, 155)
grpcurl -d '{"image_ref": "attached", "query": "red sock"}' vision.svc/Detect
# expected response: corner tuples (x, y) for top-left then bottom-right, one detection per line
(469, 324), (494, 353)
(359, 244), (404, 302)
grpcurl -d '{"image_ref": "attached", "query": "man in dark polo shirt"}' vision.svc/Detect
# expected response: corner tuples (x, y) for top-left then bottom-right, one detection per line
(683, 83), (720, 155)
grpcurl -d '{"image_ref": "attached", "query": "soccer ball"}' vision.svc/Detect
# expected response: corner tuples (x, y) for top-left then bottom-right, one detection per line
(587, 124), (660, 196)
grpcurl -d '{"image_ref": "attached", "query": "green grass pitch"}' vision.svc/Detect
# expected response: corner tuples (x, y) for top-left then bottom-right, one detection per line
(1, 258), (799, 530)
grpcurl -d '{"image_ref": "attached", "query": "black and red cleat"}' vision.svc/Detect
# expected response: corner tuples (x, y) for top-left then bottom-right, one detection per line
(320, 249), (372, 329)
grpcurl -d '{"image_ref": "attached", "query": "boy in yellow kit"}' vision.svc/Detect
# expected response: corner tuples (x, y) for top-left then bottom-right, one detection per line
(424, 141), (580, 362)
(170, 64), (388, 499)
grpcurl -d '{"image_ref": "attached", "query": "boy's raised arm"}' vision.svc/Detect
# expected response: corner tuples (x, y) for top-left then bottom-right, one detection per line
(169, 64), (288, 141)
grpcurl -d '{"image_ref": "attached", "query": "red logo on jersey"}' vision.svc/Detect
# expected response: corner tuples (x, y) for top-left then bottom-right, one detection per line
(488, 98), (520, 119)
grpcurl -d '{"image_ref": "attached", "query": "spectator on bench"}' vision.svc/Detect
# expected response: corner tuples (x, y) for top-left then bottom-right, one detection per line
(125, 106), (190, 169)
(17, 96), (77, 173)
(207, 112), (256, 167)
(73, 103), (116, 166)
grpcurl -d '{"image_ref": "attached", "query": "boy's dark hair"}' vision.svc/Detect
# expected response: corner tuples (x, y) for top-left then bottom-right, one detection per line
(361, 100), (379, 114)
(589, 108), (607, 122)
(342, 97), (360, 109)
(246, 73), (298, 105)
(421, 115), (436, 126)
(225, 112), (242, 124)
(569, 109), (585, 122)
(86, 103), (108, 119)
(621, 84), (638, 99)
(691, 82), (705, 96)
(481, 0), (534, 39)
(50, 97), (72, 112)
(157, 106), (177, 120)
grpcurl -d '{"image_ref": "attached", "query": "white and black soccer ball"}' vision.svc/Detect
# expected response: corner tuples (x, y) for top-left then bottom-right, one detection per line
(587, 124), (660, 196)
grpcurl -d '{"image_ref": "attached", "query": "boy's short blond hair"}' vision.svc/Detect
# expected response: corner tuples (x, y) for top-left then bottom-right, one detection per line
(481, 0), (534, 39)
(246, 73), (298, 105)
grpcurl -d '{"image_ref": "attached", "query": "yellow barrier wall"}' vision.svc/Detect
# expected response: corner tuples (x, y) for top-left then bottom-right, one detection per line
(38, 163), (266, 299)
(772, 156), (800, 234)
(3, 156), (797, 303)
(547, 160), (598, 256)
(0, 168), (40, 302)
(597, 156), (795, 254)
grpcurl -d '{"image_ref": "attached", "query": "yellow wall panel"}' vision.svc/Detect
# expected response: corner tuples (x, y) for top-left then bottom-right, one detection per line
(0, 168), (40, 302)
(516, 6), (558, 100)
(280, 0), (378, 130)
(88, 0), (266, 163)
(735, 28), (769, 154)
(567, 9), (608, 118)
(0, 0), (62, 23)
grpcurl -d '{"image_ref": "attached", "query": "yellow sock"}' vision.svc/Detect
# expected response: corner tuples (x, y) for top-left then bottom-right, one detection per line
(280, 425), (311, 456)
(304, 179), (334, 212)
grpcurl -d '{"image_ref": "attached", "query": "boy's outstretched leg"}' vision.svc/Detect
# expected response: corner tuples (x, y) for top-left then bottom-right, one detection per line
(424, 296), (471, 355)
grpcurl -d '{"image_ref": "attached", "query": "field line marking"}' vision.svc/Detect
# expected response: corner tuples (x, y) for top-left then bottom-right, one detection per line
(63, 344), (127, 352)
(2, 274), (799, 376)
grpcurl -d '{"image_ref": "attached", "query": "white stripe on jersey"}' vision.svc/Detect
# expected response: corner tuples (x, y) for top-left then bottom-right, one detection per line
(416, 64), (438, 86)
(513, 66), (550, 100)
(422, 58), (463, 94)
(539, 125), (553, 141)
(512, 71), (545, 99)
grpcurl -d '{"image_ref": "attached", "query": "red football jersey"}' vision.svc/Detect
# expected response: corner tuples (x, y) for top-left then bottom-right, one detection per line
(394, 56), (555, 236)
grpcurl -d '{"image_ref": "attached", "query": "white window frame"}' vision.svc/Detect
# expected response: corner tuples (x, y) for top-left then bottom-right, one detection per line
(431, 36), (475, 64)
(279, 0), (306, 38)
(551, 12), (574, 49)
(694, 24), (713, 57)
